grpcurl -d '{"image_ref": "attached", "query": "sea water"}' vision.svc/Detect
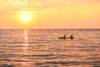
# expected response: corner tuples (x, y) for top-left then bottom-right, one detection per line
(0, 29), (100, 67)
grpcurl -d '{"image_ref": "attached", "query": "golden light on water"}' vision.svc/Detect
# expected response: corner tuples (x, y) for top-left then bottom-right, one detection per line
(24, 30), (29, 43)
(23, 30), (29, 54)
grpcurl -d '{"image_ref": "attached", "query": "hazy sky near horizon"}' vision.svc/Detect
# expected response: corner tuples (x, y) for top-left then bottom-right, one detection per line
(0, 0), (100, 29)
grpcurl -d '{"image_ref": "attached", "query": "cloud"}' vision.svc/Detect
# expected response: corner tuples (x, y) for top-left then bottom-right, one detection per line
(0, 0), (100, 11)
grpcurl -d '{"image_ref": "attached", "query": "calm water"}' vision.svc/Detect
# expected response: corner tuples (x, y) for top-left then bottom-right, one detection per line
(0, 29), (100, 67)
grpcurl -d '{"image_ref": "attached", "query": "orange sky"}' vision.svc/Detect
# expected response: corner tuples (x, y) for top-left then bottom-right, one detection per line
(0, 0), (100, 29)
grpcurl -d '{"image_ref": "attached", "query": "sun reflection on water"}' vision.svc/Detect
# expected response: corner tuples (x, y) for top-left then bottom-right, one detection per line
(24, 30), (29, 45)
(23, 29), (29, 53)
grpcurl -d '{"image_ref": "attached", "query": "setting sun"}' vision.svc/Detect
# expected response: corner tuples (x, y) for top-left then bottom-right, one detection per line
(21, 14), (30, 22)
(20, 12), (33, 23)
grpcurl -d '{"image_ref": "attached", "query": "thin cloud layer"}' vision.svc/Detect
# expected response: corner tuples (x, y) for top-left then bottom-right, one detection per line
(0, 0), (100, 28)
(0, 0), (100, 10)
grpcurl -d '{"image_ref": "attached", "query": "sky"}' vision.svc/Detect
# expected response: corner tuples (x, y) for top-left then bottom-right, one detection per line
(0, 0), (100, 29)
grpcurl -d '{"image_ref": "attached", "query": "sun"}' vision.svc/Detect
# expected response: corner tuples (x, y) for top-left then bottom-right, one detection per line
(20, 12), (32, 23)
(21, 14), (30, 22)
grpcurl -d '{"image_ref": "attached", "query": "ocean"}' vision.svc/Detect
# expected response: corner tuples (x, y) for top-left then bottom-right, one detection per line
(0, 29), (100, 67)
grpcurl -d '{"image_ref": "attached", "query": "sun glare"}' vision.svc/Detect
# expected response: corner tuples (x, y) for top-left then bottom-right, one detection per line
(22, 14), (30, 22)
(20, 12), (32, 23)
